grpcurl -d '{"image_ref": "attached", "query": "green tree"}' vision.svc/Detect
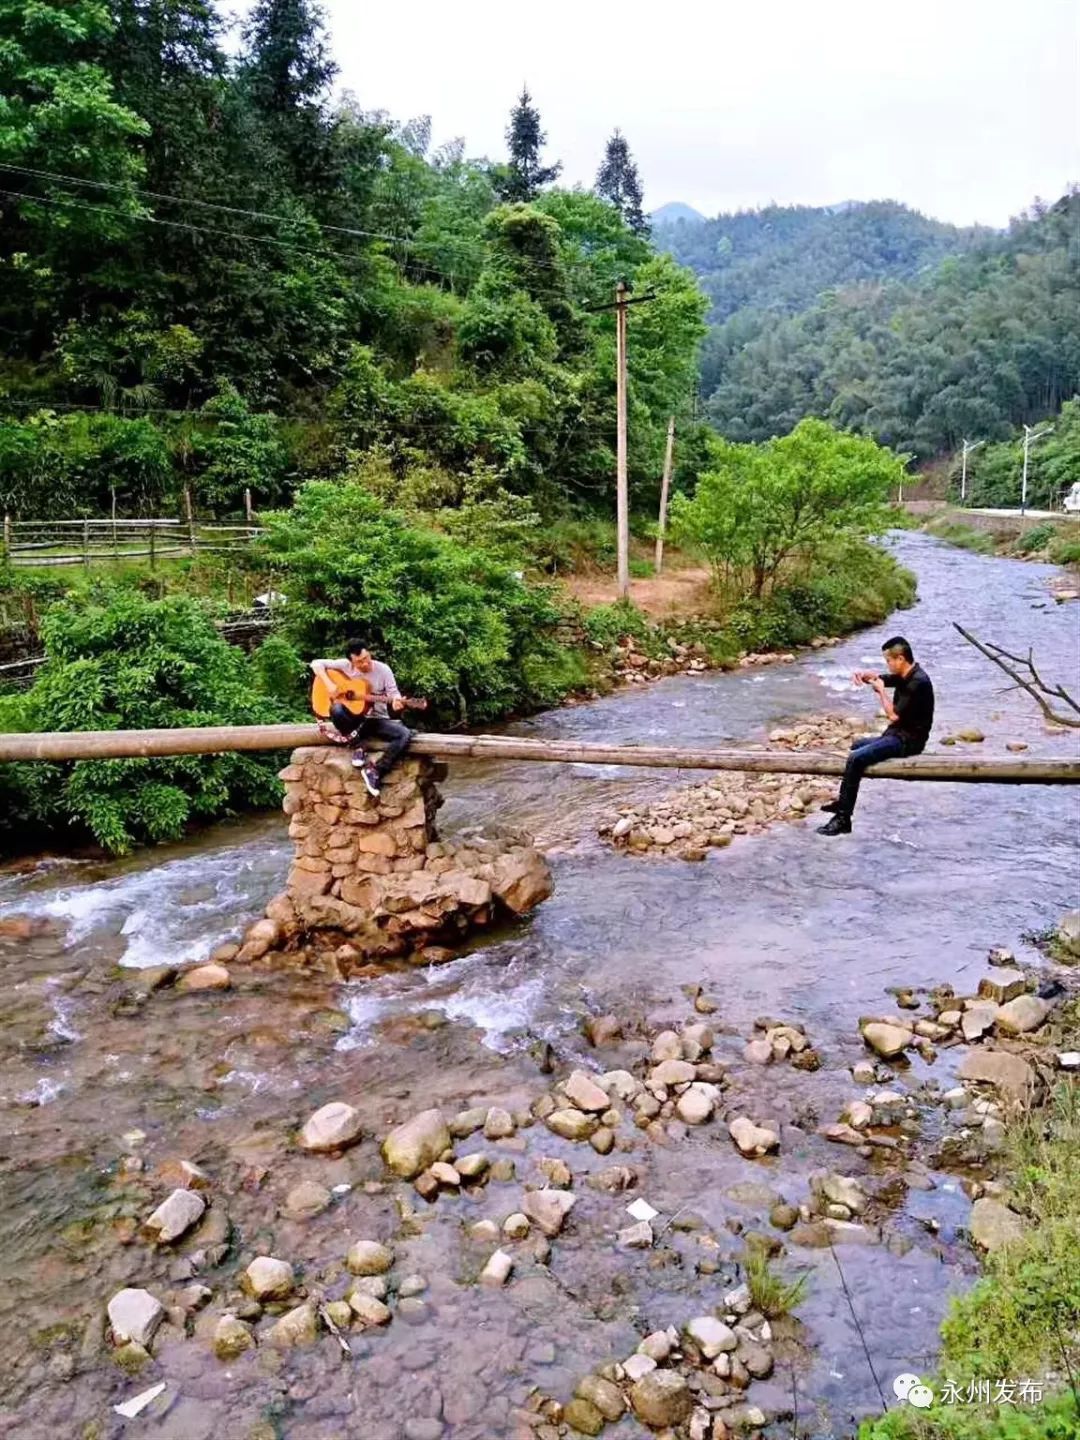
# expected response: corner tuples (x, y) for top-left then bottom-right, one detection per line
(192, 383), (291, 511)
(497, 88), (561, 203)
(596, 129), (648, 236)
(672, 418), (900, 597)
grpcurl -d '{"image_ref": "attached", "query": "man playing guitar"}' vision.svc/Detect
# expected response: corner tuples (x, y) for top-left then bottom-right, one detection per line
(310, 640), (414, 797)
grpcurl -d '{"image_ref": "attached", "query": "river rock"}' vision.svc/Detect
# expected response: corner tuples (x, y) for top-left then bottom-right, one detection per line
(860, 1021), (911, 1058)
(267, 1302), (317, 1347)
(585, 1014), (622, 1047)
(144, 1188), (206, 1243)
(958, 1049), (1035, 1102)
(729, 1117), (779, 1156)
(299, 1101), (362, 1152)
(430, 1161), (461, 1186)
(283, 1180), (332, 1219)
(477, 1248), (513, 1287)
(744, 1039), (774, 1066)
(961, 1003), (999, 1041)
(686, 1316), (737, 1358)
(349, 1292), (392, 1326)
(243, 1256), (294, 1301)
(563, 1398), (604, 1436)
(618, 1220), (653, 1248)
(177, 963), (231, 992)
(841, 1100), (874, 1130)
(813, 1173), (868, 1215)
(382, 1109), (451, 1178)
(107, 1289), (164, 1348)
(676, 1084), (717, 1125)
(650, 1030), (683, 1062)
(576, 1374), (625, 1422)
(563, 1070), (611, 1112)
(470, 1219), (499, 1243)
(502, 1212), (530, 1239)
(545, 1108), (597, 1141)
(483, 1106), (516, 1140)
(213, 1314), (254, 1360)
(601, 1070), (643, 1104)
(522, 1189), (576, 1236)
(970, 1197), (1027, 1252)
(978, 970), (1027, 1004)
(683, 1022), (714, 1052)
(630, 1370), (693, 1428)
(649, 1059), (697, 1087)
(449, 1107), (488, 1138)
(995, 995), (1050, 1035)
(1056, 910), (1080, 959)
(346, 1240), (394, 1276)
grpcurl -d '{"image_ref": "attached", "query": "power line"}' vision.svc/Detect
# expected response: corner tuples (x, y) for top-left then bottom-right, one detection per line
(0, 160), (600, 283)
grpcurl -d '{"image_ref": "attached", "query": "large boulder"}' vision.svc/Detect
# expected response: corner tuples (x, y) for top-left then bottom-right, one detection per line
(995, 995), (1050, 1036)
(382, 1109), (451, 1179)
(490, 849), (553, 915)
(299, 1101), (362, 1152)
(958, 1049), (1035, 1102)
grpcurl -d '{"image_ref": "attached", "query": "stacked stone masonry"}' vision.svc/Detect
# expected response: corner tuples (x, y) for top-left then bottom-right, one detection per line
(236, 748), (552, 976)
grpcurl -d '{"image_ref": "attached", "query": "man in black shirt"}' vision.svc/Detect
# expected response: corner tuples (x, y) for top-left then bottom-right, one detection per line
(818, 636), (935, 836)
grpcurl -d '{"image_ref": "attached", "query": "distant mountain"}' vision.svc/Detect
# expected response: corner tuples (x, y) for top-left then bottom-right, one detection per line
(654, 199), (988, 322)
(649, 201), (706, 226)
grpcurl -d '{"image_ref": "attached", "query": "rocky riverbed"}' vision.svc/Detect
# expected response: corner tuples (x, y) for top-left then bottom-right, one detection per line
(57, 918), (1080, 1440)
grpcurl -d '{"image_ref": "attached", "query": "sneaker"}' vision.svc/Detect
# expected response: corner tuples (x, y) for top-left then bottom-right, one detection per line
(817, 813), (852, 836)
(819, 799), (842, 814)
(350, 752), (367, 769)
(361, 763), (382, 798)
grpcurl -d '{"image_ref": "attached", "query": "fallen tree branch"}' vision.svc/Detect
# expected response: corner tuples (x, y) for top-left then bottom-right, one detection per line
(953, 622), (1080, 728)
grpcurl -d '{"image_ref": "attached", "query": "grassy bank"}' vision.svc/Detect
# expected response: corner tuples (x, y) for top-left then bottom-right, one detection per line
(859, 1001), (1080, 1440)
(925, 513), (1080, 567)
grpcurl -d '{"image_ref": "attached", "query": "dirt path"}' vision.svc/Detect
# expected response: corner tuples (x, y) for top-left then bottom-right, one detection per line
(562, 565), (714, 620)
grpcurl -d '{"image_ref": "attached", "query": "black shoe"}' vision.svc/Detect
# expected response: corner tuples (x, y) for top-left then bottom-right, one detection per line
(817, 813), (852, 836)
(820, 799), (842, 813)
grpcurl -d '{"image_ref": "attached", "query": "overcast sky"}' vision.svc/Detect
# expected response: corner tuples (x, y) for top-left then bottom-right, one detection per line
(305, 0), (1077, 227)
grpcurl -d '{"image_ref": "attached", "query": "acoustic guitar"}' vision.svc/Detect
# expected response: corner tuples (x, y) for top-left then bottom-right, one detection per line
(311, 667), (428, 721)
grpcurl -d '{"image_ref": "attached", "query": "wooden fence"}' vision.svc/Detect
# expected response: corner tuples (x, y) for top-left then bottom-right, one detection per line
(1, 516), (263, 568)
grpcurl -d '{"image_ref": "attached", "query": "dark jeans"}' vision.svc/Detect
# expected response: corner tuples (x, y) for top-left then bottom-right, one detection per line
(329, 703), (413, 777)
(836, 733), (908, 816)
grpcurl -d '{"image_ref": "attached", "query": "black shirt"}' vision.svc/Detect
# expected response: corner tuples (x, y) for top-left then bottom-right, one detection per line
(882, 663), (934, 753)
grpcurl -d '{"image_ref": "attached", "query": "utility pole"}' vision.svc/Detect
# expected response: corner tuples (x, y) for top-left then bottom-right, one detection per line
(959, 437), (983, 504)
(655, 416), (676, 575)
(1021, 423), (1053, 515)
(582, 283), (657, 600)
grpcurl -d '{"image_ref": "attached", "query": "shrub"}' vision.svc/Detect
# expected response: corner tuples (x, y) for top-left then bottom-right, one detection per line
(0, 590), (288, 854)
(1015, 524), (1054, 554)
(1048, 535), (1080, 566)
(260, 479), (579, 723)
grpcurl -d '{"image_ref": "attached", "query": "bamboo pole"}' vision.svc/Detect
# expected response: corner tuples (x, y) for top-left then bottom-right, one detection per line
(0, 725), (1076, 783)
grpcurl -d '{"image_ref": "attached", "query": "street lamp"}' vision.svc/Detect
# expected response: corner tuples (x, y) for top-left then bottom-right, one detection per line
(1021, 424), (1053, 515)
(959, 437), (983, 504)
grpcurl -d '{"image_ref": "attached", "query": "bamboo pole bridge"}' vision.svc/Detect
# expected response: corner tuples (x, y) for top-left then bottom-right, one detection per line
(0, 724), (1077, 784)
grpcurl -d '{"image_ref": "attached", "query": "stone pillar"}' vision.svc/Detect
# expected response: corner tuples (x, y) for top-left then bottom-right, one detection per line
(235, 748), (552, 976)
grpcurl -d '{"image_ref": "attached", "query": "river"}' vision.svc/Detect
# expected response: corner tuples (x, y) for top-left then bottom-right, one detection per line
(0, 532), (1077, 1439)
